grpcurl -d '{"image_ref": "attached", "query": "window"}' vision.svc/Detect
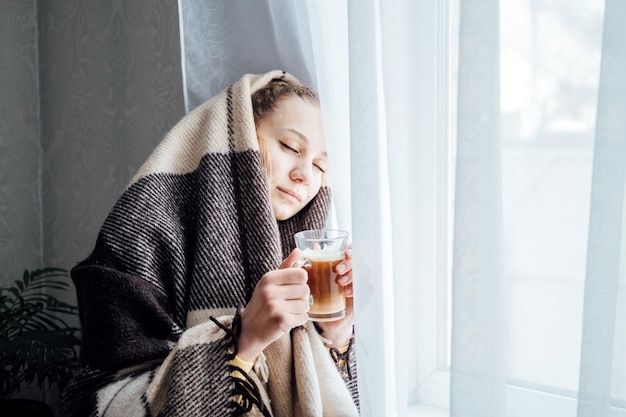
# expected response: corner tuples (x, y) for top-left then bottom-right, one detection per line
(407, 0), (610, 416)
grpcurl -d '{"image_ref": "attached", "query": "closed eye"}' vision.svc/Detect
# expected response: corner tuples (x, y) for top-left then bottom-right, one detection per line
(314, 164), (326, 173)
(280, 142), (299, 154)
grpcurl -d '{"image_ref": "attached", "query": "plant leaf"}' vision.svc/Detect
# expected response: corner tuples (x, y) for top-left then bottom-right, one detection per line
(0, 267), (78, 399)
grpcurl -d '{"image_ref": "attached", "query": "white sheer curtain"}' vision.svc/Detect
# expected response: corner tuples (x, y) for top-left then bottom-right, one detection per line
(179, 0), (626, 416)
(451, 0), (506, 415)
(578, 0), (626, 415)
(442, 0), (626, 416)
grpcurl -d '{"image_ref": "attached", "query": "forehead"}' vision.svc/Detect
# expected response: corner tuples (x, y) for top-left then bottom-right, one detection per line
(269, 95), (321, 123)
(261, 96), (327, 151)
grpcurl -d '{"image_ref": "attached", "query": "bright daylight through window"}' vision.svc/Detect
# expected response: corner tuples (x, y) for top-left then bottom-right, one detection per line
(408, 0), (609, 415)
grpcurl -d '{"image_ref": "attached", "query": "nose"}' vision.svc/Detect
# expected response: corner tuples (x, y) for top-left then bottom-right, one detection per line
(290, 160), (313, 184)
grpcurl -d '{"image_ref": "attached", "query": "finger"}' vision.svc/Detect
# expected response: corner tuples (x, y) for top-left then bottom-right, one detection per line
(271, 280), (310, 300)
(335, 249), (352, 272)
(268, 267), (308, 286)
(343, 283), (353, 298)
(285, 298), (311, 315)
(280, 248), (302, 269)
(272, 307), (309, 331)
(273, 312), (308, 335)
(337, 273), (352, 286)
(345, 295), (354, 312)
(335, 258), (352, 275)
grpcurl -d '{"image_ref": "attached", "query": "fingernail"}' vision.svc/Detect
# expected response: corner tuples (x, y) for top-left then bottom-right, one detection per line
(336, 264), (346, 274)
(338, 276), (349, 285)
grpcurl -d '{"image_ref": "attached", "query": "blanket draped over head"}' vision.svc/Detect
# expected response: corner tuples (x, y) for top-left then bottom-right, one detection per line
(60, 70), (359, 417)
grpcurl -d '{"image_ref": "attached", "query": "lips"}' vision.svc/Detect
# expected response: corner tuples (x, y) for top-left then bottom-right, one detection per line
(277, 186), (303, 203)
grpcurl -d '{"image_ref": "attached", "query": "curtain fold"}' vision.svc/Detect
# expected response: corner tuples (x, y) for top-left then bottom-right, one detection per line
(179, 0), (314, 111)
(450, 0), (506, 415)
(578, 0), (626, 415)
(300, 1), (352, 230)
(347, 2), (398, 416)
(179, 1), (626, 415)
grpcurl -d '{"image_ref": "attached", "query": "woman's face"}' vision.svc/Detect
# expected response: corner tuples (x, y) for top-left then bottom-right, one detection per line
(256, 96), (328, 221)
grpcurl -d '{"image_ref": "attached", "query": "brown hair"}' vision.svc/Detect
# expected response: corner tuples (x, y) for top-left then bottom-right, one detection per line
(252, 77), (319, 125)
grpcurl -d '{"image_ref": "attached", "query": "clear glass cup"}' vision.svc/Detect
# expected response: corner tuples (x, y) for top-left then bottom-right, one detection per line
(294, 229), (349, 322)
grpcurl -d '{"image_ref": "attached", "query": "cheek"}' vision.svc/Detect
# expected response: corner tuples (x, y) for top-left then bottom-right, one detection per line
(306, 178), (323, 200)
(266, 155), (284, 185)
(269, 150), (290, 174)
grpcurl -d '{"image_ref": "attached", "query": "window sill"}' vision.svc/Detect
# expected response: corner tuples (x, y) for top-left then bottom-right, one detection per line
(407, 404), (448, 417)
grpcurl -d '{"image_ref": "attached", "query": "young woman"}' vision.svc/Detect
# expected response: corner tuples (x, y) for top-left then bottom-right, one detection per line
(61, 71), (359, 417)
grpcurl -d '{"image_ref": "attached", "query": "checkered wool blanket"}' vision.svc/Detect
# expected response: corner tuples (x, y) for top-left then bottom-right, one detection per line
(61, 71), (359, 417)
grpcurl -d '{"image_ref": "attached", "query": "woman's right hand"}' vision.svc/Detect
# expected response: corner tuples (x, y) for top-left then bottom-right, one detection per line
(237, 248), (310, 362)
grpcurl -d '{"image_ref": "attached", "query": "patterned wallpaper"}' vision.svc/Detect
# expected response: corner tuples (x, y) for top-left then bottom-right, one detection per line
(0, 0), (42, 286)
(1, 0), (184, 282)
(37, 0), (185, 270)
(1, 0), (184, 406)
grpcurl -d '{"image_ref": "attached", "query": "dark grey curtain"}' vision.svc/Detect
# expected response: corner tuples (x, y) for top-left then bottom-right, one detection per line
(0, 0), (184, 407)
(0, 0), (184, 280)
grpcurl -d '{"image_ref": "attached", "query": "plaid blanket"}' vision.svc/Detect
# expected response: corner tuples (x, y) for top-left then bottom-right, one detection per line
(61, 71), (359, 417)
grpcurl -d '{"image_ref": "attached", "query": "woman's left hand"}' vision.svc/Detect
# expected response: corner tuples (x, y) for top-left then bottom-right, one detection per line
(315, 248), (354, 348)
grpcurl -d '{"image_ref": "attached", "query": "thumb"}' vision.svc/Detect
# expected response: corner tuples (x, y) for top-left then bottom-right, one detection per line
(279, 248), (302, 269)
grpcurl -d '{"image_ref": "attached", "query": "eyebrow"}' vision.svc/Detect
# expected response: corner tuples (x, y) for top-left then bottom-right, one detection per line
(283, 128), (328, 157)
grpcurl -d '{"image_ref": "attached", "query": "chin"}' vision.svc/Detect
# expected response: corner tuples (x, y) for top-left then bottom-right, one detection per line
(273, 205), (299, 221)
(274, 211), (295, 221)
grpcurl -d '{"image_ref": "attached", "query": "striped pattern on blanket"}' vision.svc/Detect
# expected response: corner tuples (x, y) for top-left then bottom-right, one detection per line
(60, 70), (359, 417)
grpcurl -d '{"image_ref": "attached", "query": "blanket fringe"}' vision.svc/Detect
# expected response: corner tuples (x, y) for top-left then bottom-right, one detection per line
(211, 306), (273, 417)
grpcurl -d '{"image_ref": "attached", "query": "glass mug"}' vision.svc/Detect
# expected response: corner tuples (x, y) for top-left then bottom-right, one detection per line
(294, 229), (349, 322)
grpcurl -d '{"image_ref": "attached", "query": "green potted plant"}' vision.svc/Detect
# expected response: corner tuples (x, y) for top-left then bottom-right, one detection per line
(0, 268), (80, 410)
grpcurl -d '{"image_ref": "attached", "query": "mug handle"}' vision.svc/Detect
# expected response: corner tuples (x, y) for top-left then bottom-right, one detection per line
(292, 258), (312, 268)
